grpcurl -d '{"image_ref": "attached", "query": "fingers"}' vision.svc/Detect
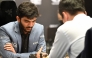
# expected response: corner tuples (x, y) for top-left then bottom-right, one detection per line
(36, 47), (43, 58)
(38, 47), (43, 53)
(4, 43), (12, 49)
(4, 46), (12, 49)
(42, 53), (48, 58)
(4, 48), (12, 51)
(4, 43), (13, 52)
(4, 43), (12, 48)
(4, 43), (16, 53)
(5, 43), (12, 45)
(4, 43), (13, 50)
(4, 43), (12, 47)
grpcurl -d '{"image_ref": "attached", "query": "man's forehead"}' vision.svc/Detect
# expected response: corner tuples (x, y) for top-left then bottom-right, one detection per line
(22, 17), (37, 20)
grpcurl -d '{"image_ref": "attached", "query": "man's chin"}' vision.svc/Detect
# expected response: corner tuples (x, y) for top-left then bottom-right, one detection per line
(24, 31), (31, 33)
(25, 29), (31, 32)
(24, 28), (32, 33)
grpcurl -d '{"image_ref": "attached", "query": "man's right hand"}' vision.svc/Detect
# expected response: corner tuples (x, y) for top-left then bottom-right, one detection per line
(36, 47), (43, 58)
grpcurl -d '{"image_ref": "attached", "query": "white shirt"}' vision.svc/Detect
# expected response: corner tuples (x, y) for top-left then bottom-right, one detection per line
(48, 14), (92, 58)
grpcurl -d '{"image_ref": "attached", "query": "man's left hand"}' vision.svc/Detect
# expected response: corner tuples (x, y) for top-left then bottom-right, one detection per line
(4, 43), (16, 53)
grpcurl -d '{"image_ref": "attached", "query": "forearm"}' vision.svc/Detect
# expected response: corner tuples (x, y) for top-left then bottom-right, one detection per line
(37, 38), (46, 53)
(0, 37), (37, 58)
(0, 49), (37, 58)
(48, 30), (70, 58)
(37, 28), (46, 53)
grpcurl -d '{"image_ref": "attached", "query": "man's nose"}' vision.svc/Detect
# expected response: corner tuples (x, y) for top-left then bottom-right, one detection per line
(28, 22), (34, 27)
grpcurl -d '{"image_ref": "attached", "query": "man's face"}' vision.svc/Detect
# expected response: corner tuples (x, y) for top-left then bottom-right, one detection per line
(17, 16), (37, 33)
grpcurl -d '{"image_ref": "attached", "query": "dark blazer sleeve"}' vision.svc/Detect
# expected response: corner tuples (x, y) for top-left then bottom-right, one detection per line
(77, 27), (92, 58)
(82, 27), (92, 58)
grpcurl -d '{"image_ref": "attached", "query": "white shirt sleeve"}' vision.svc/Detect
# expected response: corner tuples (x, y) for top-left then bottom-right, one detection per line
(48, 29), (70, 58)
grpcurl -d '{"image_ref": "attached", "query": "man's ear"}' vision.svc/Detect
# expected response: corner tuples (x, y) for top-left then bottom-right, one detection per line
(16, 16), (20, 22)
(84, 11), (87, 15)
(62, 12), (68, 23)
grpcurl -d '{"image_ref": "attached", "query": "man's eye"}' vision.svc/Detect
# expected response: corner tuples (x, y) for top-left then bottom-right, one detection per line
(33, 20), (36, 22)
(25, 20), (29, 22)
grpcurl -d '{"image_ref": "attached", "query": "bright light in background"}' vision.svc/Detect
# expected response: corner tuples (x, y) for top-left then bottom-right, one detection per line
(0, 0), (15, 1)
(30, 0), (42, 5)
(51, 0), (61, 5)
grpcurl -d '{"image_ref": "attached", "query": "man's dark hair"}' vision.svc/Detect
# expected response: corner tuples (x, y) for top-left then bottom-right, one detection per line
(59, 0), (85, 18)
(17, 1), (39, 19)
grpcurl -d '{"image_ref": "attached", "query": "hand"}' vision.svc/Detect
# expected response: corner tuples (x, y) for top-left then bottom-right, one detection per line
(36, 47), (43, 58)
(4, 43), (16, 53)
(41, 53), (48, 58)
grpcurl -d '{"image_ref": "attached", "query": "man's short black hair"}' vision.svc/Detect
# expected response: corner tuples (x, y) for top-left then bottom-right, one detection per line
(59, 0), (85, 17)
(17, 1), (39, 19)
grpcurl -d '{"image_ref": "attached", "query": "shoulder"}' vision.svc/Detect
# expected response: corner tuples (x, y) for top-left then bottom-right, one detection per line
(86, 27), (92, 33)
(34, 23), (44, 29)
(88, 27), (92, 30)
(57, 21), (72, 32)
(0, 21), (17, 31)
(31, 23), (44, 33)
(1, 21), (16, 28)
(35, 23), (44, 27)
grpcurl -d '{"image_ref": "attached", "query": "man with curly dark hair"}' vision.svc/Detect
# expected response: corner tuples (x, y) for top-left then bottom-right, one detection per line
(0, 1), (46, 58)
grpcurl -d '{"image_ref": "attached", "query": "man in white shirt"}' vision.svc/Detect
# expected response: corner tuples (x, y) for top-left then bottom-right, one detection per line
(48, 0), (92, 58)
